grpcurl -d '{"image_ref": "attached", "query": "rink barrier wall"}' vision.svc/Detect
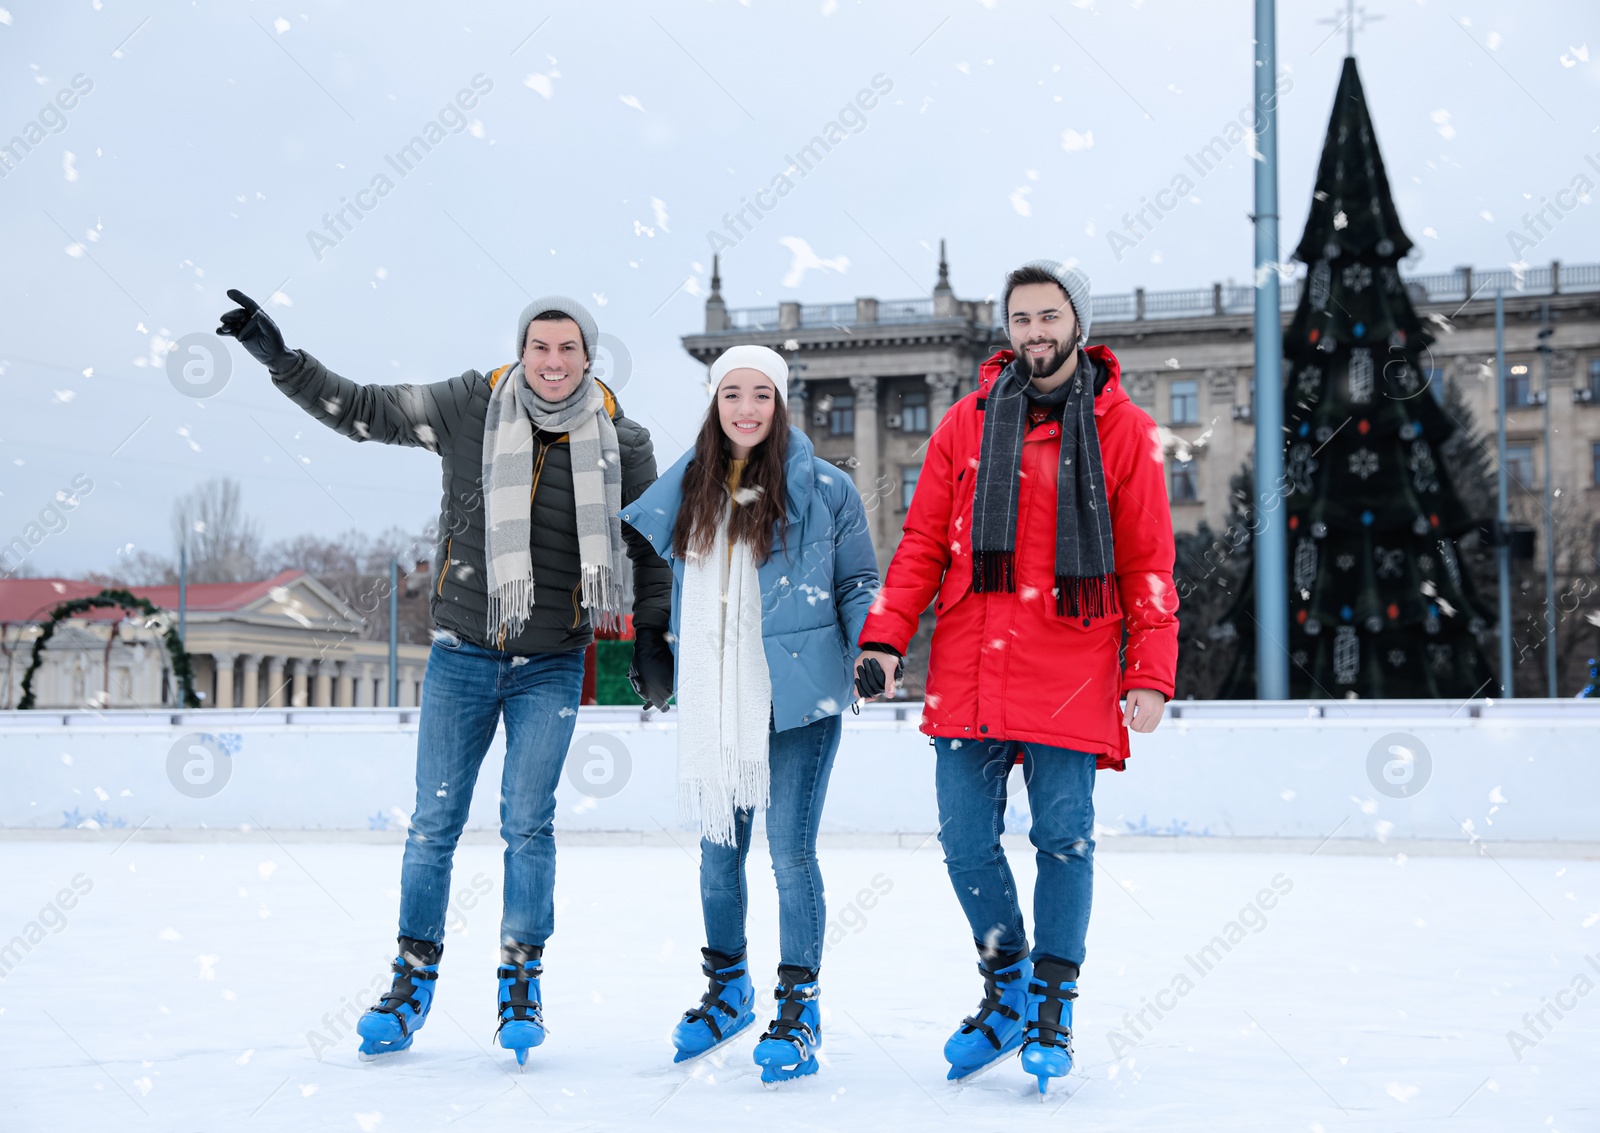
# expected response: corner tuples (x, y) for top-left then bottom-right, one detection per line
(0, 699), (1594, 849)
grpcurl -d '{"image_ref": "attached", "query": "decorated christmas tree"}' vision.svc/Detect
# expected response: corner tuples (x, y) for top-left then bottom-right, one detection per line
(1220, 57), (1495, 698)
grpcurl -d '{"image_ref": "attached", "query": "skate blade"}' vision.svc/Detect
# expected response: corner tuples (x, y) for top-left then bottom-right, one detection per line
(947, 1043), (1022, 1084)
(356, 1040), (414, 1062)
(758, 1057), (818, 1086)
(672, 1015), (756, 1064)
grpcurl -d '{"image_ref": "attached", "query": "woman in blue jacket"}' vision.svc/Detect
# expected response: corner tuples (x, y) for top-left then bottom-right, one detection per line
(621, 344), (880, 1083)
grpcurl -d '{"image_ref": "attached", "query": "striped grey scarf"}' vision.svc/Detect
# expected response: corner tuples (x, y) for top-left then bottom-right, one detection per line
(482, 366), (626, 639)
(971, 351), (1119, 618)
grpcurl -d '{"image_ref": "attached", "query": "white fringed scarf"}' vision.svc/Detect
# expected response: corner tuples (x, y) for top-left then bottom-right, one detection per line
(675, 506), (771, 846)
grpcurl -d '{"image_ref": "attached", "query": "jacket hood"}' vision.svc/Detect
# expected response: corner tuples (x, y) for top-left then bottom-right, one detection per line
(978, 344), (1127, 418)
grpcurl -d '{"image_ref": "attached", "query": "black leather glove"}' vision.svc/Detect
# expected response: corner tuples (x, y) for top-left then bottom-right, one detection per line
(216, 288), (296, 372)
(628, 625), (675, 711)
(854, 649), (904, 700)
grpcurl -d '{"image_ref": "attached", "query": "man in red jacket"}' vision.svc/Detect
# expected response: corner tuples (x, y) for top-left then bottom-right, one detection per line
(853, 260), (1178, 1093)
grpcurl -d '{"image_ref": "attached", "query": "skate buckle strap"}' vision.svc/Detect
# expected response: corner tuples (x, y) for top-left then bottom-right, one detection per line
(368, 958), (438, 1035)
(760, 982), (817, 1056)
(1027, 978), (1078, 1050)
(497, 962), (545, 1025)
(959, 961), (1025, 1050)
(682, 961), (748, 1041)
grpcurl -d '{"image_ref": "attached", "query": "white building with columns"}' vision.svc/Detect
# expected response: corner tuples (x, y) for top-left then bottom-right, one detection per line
(0, 571), (431, 711)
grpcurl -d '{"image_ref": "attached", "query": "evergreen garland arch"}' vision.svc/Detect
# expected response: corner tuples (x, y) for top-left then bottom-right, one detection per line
(17, 589), (200, 710)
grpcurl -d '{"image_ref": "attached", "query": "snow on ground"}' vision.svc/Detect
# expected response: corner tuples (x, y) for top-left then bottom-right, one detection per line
(0, 838), (1593, 1131)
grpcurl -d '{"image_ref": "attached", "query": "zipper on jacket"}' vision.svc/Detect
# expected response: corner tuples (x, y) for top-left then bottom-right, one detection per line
(436, 536), (453, 596)
(529, 438), (552, 503)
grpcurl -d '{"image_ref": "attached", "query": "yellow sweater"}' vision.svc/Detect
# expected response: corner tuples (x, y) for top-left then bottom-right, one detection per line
(726, 458), (747, 563)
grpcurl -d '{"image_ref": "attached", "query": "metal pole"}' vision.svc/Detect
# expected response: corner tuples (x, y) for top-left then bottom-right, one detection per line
(1494, 291), (1513, 697)
(178, 541), (188, 647)
(388, 559), (399, 708)
(1252, 0), (1288, 699)
(1539, 302), (1557, 696)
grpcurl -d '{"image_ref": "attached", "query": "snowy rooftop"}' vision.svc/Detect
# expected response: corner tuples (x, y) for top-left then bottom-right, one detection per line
(714, 261), (1600, 333)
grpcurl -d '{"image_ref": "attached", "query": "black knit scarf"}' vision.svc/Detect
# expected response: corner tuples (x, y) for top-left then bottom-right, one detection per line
(970, 351), (1119, 618)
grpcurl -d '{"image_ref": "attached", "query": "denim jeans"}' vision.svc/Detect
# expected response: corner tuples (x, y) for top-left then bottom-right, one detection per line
(933, 738), (1097, 968)
(397, 636), (585, 949)
(699, 714), (842, 971)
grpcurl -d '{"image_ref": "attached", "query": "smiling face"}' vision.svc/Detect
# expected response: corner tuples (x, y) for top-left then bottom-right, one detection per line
(716, 367), (779, 458)
(521, 316), (588, 402)
(1006, 281), (1080, 386)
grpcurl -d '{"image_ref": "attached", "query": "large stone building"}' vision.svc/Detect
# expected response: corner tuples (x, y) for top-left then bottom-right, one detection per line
(683, 253), (1600, 581)
(0, 572), (432, 711)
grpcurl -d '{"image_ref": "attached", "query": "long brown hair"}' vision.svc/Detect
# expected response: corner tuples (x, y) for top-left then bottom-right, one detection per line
(672, 396), (790, 565)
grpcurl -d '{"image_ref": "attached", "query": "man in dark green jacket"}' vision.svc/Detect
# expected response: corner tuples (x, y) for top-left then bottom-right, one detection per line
(218, 289), (673, 1065)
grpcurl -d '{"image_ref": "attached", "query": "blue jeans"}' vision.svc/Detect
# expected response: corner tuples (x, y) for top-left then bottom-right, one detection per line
(398, 637), (585, 949)
(933, 738), (1097, 968)
(699, 714), (842, 971)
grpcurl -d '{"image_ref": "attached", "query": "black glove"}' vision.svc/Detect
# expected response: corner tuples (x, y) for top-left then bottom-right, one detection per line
(854, 650), (903, 700)
(628, 625), (675, 711)
(216, 288), (296, 372)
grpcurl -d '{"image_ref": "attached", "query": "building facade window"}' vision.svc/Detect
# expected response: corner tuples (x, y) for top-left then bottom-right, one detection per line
(1505, 443), (1535, 488)
(1505, 364), (1532, 408)
(899, 465), (919, 511)
(1169, 457), (1198, 502)
(1589, 358), (1600, 399)
(899, 389), (929, 434)
(1592, 441), (1600, 487)
(1170, 379), (1199, 425)
(827, 393), (855, 436)
(1426, 367), (1447, 403)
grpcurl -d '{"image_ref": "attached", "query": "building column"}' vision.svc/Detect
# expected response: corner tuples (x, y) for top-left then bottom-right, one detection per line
(926, 371), (961, 426)
(211, 652), (237, 709)
(787, 378), (809, 441)
(399, 665), (419, 708)
(312, 659), (333, 708)
(355, 662), (374, 707)
(264, 656), (287, 707)
(332, 660), (353, 708)
(848, 375), (880, 491)
(289, 658), (309, 708)
(240, 654), (262, 709)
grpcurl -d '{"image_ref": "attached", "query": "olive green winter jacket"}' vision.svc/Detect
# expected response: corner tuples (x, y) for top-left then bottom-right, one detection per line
(271, 350), (671, 653)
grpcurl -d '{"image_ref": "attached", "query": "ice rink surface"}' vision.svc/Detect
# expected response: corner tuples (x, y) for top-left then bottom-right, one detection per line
(1, 838), (1593, 1131)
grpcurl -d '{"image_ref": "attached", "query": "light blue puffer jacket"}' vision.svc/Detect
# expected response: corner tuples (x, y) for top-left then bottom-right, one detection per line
(620, 426), (880, 732)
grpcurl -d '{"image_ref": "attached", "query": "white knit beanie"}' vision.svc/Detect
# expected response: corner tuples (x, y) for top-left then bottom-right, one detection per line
(708, 344), (788, 402)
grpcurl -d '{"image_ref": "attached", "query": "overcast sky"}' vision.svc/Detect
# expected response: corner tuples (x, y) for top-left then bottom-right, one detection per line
(2, 0), (1597, 578)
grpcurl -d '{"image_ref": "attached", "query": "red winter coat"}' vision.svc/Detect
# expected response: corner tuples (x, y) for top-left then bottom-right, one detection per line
(859, 345), (1178, 770)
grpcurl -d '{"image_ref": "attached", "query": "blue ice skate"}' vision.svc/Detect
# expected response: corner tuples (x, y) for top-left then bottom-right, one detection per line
(1019, 959), (1078, 1096)
(496, 941), (546, 1069)
(752, 966), (821, 1085)
(355, 938), (441, 1060)
(671, 949), (756, 1063)
(944, 952), (1031, 1082)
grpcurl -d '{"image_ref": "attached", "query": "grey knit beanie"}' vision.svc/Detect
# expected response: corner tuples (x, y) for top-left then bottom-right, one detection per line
(1005, 260), (1091, 347)
(516, 296), (598, 364)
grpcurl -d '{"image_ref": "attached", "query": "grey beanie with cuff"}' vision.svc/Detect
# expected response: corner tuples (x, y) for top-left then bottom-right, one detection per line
(516, 296), (599, 364)
(1006, 260), (1092, 347)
